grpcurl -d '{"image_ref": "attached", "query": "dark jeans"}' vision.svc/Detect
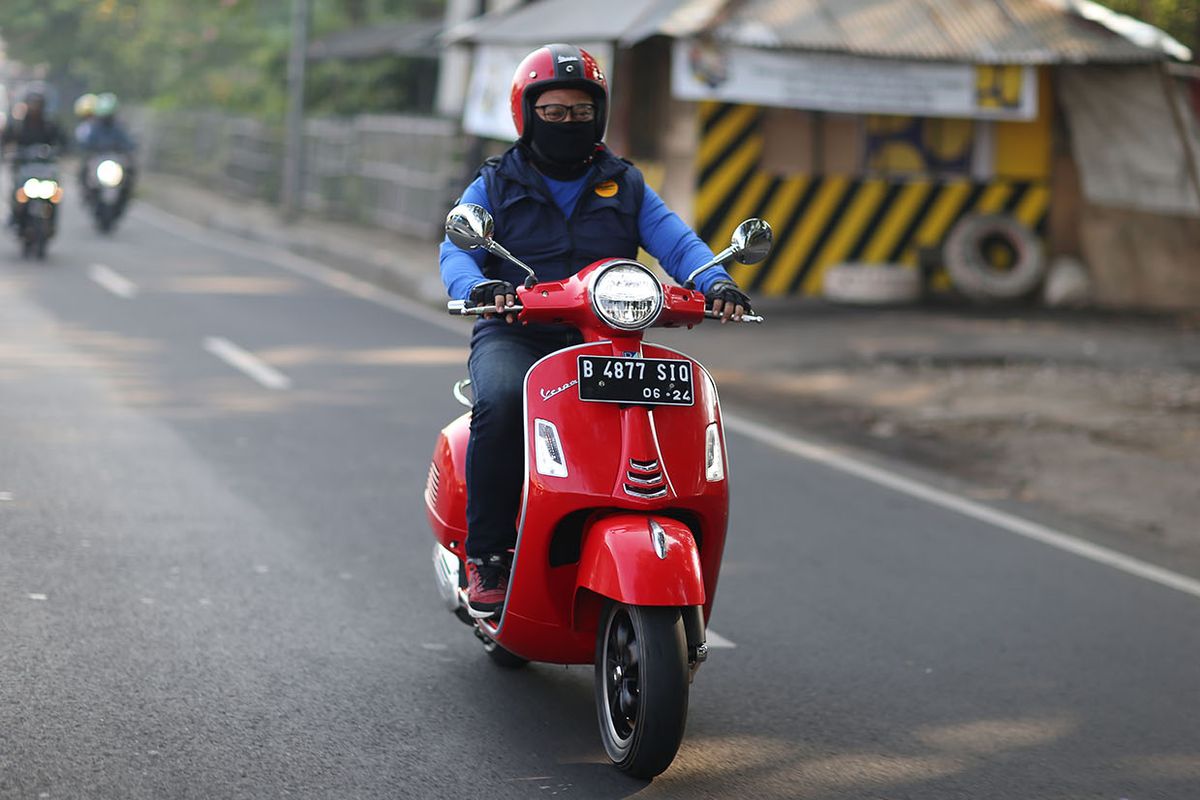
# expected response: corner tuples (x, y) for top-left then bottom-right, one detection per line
(465, 322), (582, 559)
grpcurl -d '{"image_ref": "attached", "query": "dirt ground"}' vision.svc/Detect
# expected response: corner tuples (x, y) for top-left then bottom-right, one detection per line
(675, 307), (1200, 560)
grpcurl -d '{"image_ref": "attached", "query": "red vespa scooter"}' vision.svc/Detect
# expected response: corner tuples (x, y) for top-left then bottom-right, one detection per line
(427, 203), (772, 778)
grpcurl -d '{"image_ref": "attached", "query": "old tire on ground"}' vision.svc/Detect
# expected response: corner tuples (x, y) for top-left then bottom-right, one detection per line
(822, 263), (921, 305)
(944, 213), (1044, 302)
(595, 603), (689, 779)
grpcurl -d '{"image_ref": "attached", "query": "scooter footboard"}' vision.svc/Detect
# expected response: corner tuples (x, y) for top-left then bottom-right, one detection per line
(575, 514), (706, 608)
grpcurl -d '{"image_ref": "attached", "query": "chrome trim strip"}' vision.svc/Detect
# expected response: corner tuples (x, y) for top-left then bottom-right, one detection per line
(452, 378), (473, 408)
(625, 471), (663, 486)
(624, 484), (668, 499)
(432, 542), (461, 613)
(628, 458), (659, 471)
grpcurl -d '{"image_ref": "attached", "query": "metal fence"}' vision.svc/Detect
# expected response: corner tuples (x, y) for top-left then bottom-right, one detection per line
(133, 108), (465, 239)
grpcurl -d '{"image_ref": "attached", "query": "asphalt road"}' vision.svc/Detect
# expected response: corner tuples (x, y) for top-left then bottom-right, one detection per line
(1, 202), (1198, 800)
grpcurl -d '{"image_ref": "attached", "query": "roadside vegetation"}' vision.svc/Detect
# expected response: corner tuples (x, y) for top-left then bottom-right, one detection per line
(0, 0), (441, 116)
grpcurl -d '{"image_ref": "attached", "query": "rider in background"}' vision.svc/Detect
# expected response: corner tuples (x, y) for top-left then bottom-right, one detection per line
(73, 93), (98, 198)
(1, 88), (67, 226)
(80, 93), (136, 154)
(438, 43), (754, 617)
(73, 93), (98, 147)
(79, 93), (137, 209)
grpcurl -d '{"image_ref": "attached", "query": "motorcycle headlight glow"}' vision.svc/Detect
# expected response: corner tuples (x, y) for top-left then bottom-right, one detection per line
(96, 160), (124, 188)
(22, 179), (59, 200)
(590, 262), (664, 331)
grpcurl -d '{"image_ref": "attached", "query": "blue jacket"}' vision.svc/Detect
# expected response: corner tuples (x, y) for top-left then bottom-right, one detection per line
(81, 119), (136, 153)
(439, 145), (730, 303)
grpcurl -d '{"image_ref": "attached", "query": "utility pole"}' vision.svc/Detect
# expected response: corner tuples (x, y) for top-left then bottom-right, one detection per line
(281, 0), (310, 221)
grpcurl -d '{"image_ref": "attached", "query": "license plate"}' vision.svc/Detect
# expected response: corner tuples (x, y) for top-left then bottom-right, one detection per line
(577, 355), (694, 406)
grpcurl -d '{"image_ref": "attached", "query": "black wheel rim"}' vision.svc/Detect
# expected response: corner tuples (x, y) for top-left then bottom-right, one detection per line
(603, 607), (640, 746)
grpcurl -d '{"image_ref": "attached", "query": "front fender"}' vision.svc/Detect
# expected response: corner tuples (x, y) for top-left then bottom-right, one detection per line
(576, 514), (705, 607)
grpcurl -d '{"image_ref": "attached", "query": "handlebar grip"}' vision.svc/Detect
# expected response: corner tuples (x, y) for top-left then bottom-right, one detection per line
(446, 300), (525, 317)
(704, 310), (764, 324)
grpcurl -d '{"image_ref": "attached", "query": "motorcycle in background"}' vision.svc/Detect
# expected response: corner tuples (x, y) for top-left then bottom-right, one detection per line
(9, 144), (62, 259)
(428, 203), (772, 778)
(84, 152), (133, 233)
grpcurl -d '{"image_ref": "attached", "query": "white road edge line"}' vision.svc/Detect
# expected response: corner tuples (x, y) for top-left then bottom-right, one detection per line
(88, 263), (138, 299)
(724, 414), (1200, 601)
(203, 336), (292, 391)
(705, 630), (736, 649)
(136, 203), (1200, 601)
(133, 205), (466, 335)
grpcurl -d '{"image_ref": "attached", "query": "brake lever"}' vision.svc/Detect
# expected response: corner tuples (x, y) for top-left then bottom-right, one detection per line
(703, 310), (764, 324)
(447, 300), (526, 317)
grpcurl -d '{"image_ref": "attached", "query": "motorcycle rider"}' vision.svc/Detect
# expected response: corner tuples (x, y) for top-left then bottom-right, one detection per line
(73, 93), (98, 146)
(439, 43), (754, 616)
(79, 93), (136, 210)
(1, 88), (67, 227)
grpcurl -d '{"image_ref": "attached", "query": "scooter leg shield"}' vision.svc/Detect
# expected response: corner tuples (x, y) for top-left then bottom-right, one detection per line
(575, 515), (706, 609)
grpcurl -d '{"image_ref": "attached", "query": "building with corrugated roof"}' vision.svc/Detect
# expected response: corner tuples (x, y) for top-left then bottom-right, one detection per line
(444, 0), (1200, 308)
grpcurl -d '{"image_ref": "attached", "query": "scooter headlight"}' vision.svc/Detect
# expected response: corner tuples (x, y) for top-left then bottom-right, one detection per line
(591, 262), (663, 331)
(22, 179), (58, 200)
(96, 159), (124, 188)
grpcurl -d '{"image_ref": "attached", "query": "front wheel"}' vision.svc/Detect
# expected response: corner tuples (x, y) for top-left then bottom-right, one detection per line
(595, 603), (689, 778)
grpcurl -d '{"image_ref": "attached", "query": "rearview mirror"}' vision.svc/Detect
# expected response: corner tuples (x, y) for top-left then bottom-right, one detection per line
(445, 203), (495, 251)
(731, 218), (772, 264)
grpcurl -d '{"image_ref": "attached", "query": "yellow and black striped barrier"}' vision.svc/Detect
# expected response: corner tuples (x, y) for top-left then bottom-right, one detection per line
(695, 102), (1050, 296)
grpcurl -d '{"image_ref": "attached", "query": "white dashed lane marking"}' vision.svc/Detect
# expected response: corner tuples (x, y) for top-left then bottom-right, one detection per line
(88, 263), (139, 299)
(203, 336), (292, 390)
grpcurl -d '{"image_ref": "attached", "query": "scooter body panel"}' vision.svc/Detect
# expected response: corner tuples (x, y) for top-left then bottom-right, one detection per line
(574, 513), (705, 607)
(424, 260), (735, 666)
(491, 339), (728, 663)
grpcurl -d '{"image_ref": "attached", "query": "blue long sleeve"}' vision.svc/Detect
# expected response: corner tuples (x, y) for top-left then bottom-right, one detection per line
(438, 177), (491, 301)
(637, 184), (731, 294)
(438, 172), (735, 300)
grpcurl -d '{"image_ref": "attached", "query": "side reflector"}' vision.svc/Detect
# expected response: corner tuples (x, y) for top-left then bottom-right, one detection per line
(534, 418), (568, 478)
(705, 422), (725, 482)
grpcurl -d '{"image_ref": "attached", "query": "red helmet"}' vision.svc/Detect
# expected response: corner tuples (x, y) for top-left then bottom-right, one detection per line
(510, 43), (608, 143)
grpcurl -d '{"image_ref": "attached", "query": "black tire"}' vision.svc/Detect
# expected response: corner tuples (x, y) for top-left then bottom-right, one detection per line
(96, 205), (115, 234)
(594, 603), (689, 779)
(34, 237), (46, 260)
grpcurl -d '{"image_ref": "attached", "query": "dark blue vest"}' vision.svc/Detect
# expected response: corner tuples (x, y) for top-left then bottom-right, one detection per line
(478, 145), (645, 288)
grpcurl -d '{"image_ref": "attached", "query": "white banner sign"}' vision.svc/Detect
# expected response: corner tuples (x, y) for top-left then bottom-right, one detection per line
(463, 43), (614, 141)
(672, 40), (1037, 121)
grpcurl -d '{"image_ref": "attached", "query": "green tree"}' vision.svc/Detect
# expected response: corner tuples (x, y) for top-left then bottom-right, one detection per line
(1095, 0), (1199, 54)
(0, 0), (442, 117)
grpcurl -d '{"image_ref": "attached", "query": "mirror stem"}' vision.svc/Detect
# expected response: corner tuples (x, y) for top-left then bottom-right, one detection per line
(485, 241), (538, 288)
(684, 245), (737, 289)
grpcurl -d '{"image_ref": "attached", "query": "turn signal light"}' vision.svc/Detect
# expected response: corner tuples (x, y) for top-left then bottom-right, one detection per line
(15, 188), (27, 203)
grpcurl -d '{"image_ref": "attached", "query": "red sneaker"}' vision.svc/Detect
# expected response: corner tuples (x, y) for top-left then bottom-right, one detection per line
(466, 555), (509, 618)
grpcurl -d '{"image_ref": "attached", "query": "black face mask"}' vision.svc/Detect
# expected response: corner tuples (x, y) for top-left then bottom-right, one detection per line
(527, 117), (596, 180)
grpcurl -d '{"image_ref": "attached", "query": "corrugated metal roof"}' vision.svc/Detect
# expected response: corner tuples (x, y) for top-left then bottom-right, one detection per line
(442, 0), (688, 46)
(660, 0), (1183, 64)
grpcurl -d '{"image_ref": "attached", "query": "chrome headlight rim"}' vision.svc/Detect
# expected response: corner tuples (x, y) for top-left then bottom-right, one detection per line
(589, 260), (665, 332)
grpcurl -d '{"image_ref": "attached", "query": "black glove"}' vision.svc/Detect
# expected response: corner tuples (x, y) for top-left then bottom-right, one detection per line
(469, 279), (517, 320)
(705, 280), (753, 320)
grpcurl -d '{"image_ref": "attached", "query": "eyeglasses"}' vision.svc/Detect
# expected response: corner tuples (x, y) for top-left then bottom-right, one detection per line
(533, 103), (596, 123)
